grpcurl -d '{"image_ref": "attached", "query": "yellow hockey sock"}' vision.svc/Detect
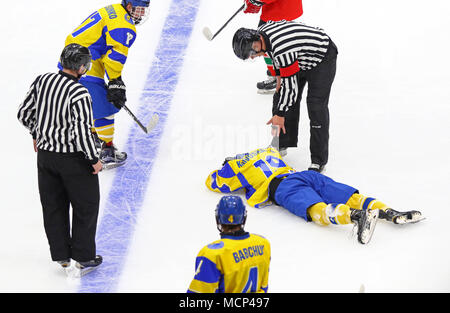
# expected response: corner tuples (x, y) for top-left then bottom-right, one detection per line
(308, 202), (352, 226)
(94, 116), (115, 144)
(346, 193), (388, 212)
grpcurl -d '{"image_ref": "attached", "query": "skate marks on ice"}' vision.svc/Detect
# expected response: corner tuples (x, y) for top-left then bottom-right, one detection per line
(77, 0), (201, 293)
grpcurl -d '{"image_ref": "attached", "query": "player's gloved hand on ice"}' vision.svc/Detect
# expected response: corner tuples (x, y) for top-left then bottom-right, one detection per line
(244, 0), (263, 14)
(107, 77), (127, 109)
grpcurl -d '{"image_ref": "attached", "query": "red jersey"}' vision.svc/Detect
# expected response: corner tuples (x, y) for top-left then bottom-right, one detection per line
(260, 0), (303, 22)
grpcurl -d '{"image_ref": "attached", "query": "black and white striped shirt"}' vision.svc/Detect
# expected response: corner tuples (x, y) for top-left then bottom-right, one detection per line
(18, 71), (99, 163)
(258, 20), (330, 115)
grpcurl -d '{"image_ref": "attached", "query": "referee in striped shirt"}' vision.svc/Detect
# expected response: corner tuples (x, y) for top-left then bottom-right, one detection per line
(233, 20), (338, 173)
(18, 44), (103, 269)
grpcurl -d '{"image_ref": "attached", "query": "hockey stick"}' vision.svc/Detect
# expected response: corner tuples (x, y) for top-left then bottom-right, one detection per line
(122, 104), (159, 134)
(203, 4), (245, 41)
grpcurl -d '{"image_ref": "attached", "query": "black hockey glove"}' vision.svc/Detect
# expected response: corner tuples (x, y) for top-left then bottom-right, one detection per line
(222, 156), (234, 166)
(107, 77), (127, 109)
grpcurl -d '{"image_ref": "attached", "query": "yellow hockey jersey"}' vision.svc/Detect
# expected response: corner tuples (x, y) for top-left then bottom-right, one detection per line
(206, 147), (295, 208)
(188, 232), (271, 293)
(64, 4), (137, 82)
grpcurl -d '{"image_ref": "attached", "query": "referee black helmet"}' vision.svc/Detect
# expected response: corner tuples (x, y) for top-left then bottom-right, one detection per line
(60, 43), (92, 72)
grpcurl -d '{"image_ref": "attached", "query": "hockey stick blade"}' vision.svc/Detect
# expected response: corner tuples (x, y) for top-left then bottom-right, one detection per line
(145, 113), (159, 133)
(202, 4), (244, 41)
(202, 27), (213, 41)
(122, 105), (158, 134)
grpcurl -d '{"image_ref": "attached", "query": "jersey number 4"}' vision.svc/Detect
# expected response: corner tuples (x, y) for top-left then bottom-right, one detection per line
(242, 267), (259, 293)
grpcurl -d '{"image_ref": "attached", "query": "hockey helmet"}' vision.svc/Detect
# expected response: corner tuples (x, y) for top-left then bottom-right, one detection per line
(60, 43), (92, 73)
(215, 196), (247, 229)
(232, 28), (260, 60)
(122, 0), (151, 25)
(122, 0), (150, 6)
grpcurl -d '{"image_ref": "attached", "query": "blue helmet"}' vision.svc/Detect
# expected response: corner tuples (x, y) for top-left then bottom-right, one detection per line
(215, 196), (247, 229)
(122, 0), (151, 25)
(122, 0), (150, 7)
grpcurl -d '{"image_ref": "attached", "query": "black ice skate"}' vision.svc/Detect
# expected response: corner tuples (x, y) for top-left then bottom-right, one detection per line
(100, 142), (127, 170)
(278, 147), (287, 157)
(351, 208), (379, 244)
(70, 255), (103, 278)
(308, 163), (325, 173)
(256, 75), (277, 94)
(379, 208), (424, 225)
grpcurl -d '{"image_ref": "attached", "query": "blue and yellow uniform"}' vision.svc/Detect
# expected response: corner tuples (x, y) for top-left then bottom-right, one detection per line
(206, 147), (295, 208)
(65, 4), (136, 85)
(188, 232), (271, 293)
(206, 147), (392, 226)
(63, 3), (137, 142)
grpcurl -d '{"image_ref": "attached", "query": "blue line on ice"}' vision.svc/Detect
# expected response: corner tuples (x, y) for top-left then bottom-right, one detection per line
(78, 0), (200, 293)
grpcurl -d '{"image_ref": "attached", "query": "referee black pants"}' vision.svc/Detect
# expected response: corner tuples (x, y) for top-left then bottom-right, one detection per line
(277, 40), (338, 166)
(37, 150), (100, 262)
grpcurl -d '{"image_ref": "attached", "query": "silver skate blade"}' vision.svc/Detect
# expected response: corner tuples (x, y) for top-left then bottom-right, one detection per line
(78, 267), (97, 277)
(202, 27), (213, 41)
(65, 266), (98, 278)
(359, 209), (379, 244)
(410, 216), (426, 223)
(257, 89), (276, 95)
(102, 161), (126, 171)
(396, 215), (426, 225)
(145, 113), (159, 133)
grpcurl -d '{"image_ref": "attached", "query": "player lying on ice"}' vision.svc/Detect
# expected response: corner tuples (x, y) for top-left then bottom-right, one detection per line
(206, 146), (424, 244)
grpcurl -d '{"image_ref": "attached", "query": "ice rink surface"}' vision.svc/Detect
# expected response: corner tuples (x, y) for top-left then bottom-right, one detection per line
(1, 0), (449, 292)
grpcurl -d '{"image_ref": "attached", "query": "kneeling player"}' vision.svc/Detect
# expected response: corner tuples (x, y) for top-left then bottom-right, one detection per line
(206, 147), (424, 244)
(188, 196), (271, 293)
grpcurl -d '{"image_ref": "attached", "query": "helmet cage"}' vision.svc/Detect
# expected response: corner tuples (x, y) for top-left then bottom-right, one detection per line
(122, 0), (151, 25)
(130, 5), (150, 25)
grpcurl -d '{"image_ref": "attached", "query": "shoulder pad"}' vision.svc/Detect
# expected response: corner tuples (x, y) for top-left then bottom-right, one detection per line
(207, 241), (225, 250)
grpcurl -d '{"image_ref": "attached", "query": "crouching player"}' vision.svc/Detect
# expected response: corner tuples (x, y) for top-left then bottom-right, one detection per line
(206, 147), (424, 244)
(188, 196), (271, 293)
(62, 0), (151, 169)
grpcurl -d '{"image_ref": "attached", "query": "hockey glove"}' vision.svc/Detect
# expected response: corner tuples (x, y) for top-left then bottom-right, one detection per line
(107, 77), (127, 109)
(244, 0), (262, 14)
